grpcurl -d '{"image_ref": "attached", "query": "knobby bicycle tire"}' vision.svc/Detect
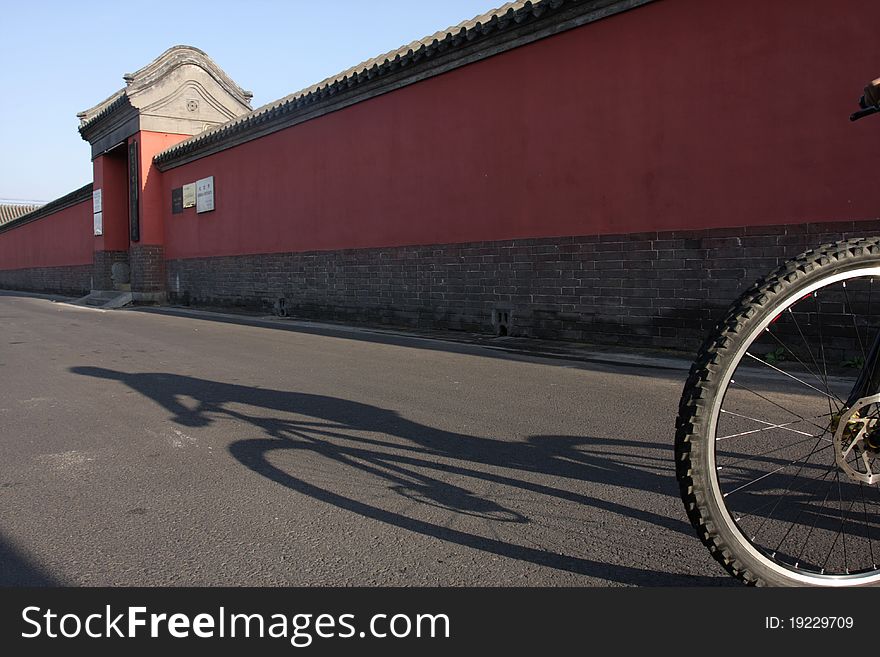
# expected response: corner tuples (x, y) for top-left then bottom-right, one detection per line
(676, 237), (880, 586)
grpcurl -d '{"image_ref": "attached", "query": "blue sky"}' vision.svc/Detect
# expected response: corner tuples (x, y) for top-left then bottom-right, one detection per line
(0, 0), (495, 202)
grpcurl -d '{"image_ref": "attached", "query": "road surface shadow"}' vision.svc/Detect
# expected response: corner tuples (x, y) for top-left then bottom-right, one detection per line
(0, 534), (57, 586)
(129, 304), (688, 379)
(71, 366), (732, 586)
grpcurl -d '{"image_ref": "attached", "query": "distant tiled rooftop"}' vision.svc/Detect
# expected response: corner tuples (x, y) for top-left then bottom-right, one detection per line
(0, 185), (92, 235)
(0, 202), (45, 226)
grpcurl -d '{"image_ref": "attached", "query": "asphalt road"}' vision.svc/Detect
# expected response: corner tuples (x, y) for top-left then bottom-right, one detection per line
(0, 291), (732, 586)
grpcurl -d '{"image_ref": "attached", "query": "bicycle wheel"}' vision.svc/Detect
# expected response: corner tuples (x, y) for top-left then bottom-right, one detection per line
(676, 237), (880, 585)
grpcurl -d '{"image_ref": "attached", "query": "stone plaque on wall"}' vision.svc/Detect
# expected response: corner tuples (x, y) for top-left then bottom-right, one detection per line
(171, 187), (183, 214)
(183, 183), (196, 208)
(196, 176), (215, 214)
(93, 188), (103, 236)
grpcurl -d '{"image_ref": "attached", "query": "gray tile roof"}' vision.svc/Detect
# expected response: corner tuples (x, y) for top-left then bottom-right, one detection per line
(303, 0), (530, 96)
(155, 0), (535, 164)
(154, 0), (652, 169)
(76, 90), (127, 131)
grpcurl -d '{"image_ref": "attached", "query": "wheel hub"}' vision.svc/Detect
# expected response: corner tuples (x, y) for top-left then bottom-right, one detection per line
(833, 394), (880, 485)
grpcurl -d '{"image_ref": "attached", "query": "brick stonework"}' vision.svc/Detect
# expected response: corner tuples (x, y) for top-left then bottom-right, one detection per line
(0, 265), (91, 297)
(130, 244), (166, 298)
(164, 218), (880, 351)
(92, 250), (130, 290)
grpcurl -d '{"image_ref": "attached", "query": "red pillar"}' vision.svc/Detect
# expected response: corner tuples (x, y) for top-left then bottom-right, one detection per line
(127, 131), (189, 301)
(92, 146), (130, 290)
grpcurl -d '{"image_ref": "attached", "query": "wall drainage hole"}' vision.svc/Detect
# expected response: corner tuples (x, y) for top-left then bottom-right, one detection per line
(494, 309), (511, 336)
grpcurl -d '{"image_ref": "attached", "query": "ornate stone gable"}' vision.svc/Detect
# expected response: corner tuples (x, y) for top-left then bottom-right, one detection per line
(78, 46), (252, 157)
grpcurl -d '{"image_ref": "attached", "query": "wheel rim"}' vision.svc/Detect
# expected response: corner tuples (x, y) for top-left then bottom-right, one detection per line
(709, 266), (880, 585)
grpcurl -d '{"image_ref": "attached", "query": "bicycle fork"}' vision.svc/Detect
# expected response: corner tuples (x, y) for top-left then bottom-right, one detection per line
(835, 327), (880, 483)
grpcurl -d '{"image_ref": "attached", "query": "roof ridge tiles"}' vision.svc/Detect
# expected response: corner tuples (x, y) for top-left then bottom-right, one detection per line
(0, 184), (92, 234)
(153, 0), (653, 169)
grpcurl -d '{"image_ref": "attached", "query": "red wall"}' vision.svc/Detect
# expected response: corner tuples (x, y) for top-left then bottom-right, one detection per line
(135, 131), (190, 245)
(0, 200), (92, 269)
(155, 0), (880, 259)
(93, 148), (129, 252)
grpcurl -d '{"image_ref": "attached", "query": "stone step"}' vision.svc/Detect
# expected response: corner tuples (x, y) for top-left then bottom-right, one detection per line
(71, 290), (133, 310)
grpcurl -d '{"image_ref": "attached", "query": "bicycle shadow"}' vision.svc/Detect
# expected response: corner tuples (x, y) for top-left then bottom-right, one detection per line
(70, 366), (733, 586)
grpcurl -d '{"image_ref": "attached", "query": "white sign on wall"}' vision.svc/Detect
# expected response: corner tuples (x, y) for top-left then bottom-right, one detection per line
(182, 183), (196, 209)
(196, 176), (215, 214)
(93, 189), (103, 236)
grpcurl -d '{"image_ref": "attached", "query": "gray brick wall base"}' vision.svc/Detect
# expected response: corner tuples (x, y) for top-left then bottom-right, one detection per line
(131, 244), (166, 298)
(0, 264), (92, 297)
(163, 218), (880, 351)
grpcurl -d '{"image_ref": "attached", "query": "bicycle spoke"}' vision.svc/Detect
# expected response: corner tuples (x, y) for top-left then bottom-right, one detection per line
(865, 278), (875, 360)
(842, 281), (868, 363)
(745, 351), (843, 402)
(723, 443), (834, 498)
(838, 471), (848, 573)
(787, 304), (842, 415)
(737, 434), (833, 539)
(795, 472), (839, 569)
(815, 290), (832, 407)
(721, 434), (831, 471)
(820, 473), (858, 574)
(717, 409), (829, 441)
(737, 459), (832, 524)
(860, 482), (877, 569)
(729, 379), (833, 435)
(765, 319), (844, 407)
(770, 467), (836, 554)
